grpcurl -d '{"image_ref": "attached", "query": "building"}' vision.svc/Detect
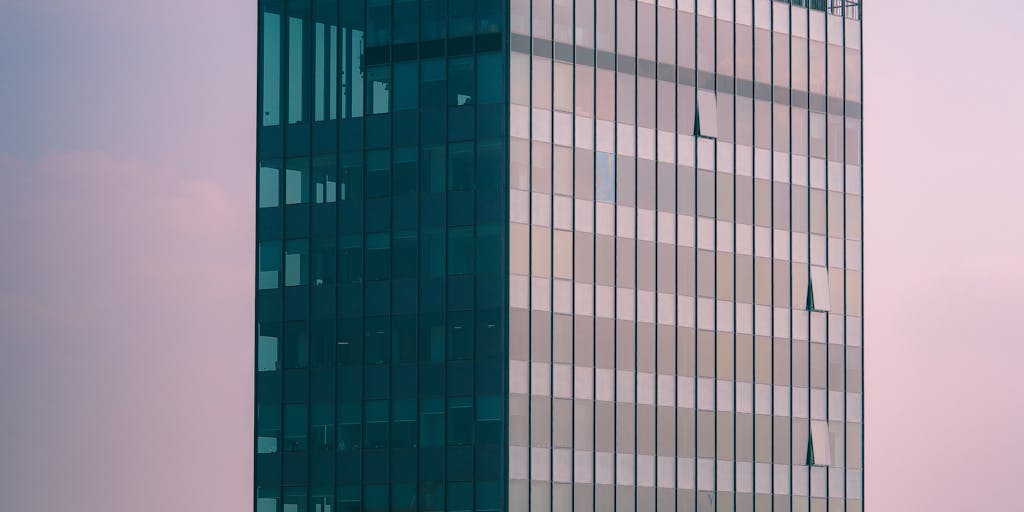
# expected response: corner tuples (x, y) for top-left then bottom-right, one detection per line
(255, 0), (863, 510)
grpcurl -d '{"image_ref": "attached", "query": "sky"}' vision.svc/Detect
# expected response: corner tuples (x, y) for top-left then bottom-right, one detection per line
(1, 1), (1023, 510)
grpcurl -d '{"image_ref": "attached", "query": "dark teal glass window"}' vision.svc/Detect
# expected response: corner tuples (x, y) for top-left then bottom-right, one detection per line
(393, 62), (419, 111)
(283, 403), (308, 451)
(366, 66), (391, 115)
(262, 7), (282, 127)
(286, 158), (310, 204)
(257, 323), (281, 372)
(313, 0), (337, 122)
(259, 241), (282, 290)
(259, 162), (281, 208)
(287, 3), (308, 125)
(476, 53), (503, 105)
(448, 57), (474, 106)
(284, 239), (309, 286)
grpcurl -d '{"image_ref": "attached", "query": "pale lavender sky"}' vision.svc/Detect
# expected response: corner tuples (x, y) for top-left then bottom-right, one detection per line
(1, 1), (1022, 511)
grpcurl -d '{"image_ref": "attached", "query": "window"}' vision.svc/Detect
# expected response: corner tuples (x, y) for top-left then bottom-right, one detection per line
(340, 27), (364, 119)
(283, 403), (308, 451)
(285, 158), (309, 204)
(808, 420), (832, 466)
(448, 57), (474, 106)
(393, 0), (418, 43)
(807, 265), (831, 311)
(366, 66), (390, 115)
(287, 14), (305, 124)
(447, 142), (474, 191)
(477, 53), (503, 105)
(285, 239), (309, 287)
(257, 324), (280, 372)
(596, 152), (615, 203)
(262, 11), (281, 126)
(367, 0), (391, 45)
(258, 241), (281, 290)
(313, 20), (338, 121)
(696, 90), (718, 139)
(312, 155), (336, 203)
(447, 227), (474, 275)
(393, 62), (418, 111)
(259, 164), (280, 208)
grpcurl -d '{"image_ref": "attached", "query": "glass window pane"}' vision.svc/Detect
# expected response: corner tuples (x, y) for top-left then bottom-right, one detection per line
(312, 155), (336, 204)
(262, 11), (282, 126)
(596, 152), (616, 203)
(285, 239), (309, 287)
(258, 324), (281, 372)
(288, 13), (306, 124)
(340, 26), (364, 118)
(313, 19), (338, 121)
(809, 420), (832, 466)
(367, 66), (391, 114)
(259, 164), (281, 208)
(259, 241), (282, 290)
(393, 62), (418, 111)
(696, 90), (718, 139)
(808, 266), (831, 311)
(286, 158), (310, 204)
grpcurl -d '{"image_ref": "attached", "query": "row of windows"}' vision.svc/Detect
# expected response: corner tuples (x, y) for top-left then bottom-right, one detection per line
(262, 5), (504, 127)
(257, 398), (504, 453)
(257, 317), (863, 379)
(512, 0), (860, 48)
(257, 229), (505, 290)
(257, 486), (862, 512)
(513, 95), (862, 167)
(257, 313), (507, 370)
(513, 138), (861, 197)
(510, 364), (861, 414)
(257, 482), (505, 512)
(261, 150), (862, 217)
(256, 365), (505, 411)
(264, 0), (503, 55)
(509, 451), (858, 491)
(526, 171), (854, 245)
(512, 47), (861, 128)
(257, 144), (504, 209)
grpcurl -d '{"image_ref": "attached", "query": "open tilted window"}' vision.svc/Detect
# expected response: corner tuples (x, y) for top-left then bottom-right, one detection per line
(696, 90), (719, 139)
(807, 420), (833, 466)
(807, 266), (831, 312)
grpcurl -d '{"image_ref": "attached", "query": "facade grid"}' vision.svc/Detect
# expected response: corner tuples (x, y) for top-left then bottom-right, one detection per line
(255, 0), (863, 510)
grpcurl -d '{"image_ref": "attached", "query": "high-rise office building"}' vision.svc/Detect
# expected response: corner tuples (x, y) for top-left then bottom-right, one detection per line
(255, 0), (863, 511)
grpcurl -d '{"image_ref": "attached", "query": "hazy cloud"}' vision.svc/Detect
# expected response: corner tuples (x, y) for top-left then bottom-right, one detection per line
(0, 151), (252, 511)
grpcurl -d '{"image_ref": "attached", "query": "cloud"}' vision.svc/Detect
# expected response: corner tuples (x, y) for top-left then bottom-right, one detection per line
(0, 151), (252, 511)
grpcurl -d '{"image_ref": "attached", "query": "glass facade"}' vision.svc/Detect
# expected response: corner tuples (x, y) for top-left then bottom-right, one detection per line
(257, 1), (509, 510)
(257, 0), (863, 510)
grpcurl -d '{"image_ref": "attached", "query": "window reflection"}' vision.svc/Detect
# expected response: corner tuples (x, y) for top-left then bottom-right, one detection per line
(286, 158), (310, 204)
(288, 15), (305, 124)
(285, 239), (309, 287)
(262, 11), (281, 126)
(258, 241), (281, 290)
(312, 155), (336, 204)
(595, 152), (615, 203)
(366, 66), (390, 115)
(313, 19), (337, 122)
(340, 27), (364, 119)
(259, 163), (280, 208)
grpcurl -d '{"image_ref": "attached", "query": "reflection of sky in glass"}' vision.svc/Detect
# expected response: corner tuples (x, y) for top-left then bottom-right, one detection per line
(595, 151), (615, 203)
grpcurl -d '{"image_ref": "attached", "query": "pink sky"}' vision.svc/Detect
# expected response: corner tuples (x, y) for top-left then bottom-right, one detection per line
(1, 1), (1022, 510)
